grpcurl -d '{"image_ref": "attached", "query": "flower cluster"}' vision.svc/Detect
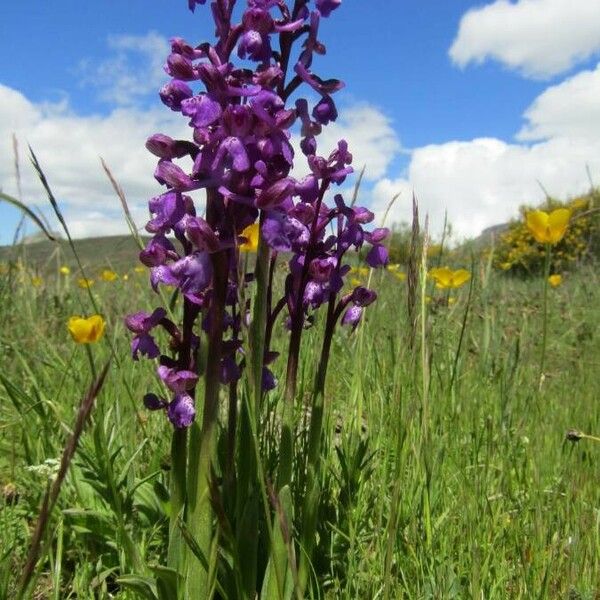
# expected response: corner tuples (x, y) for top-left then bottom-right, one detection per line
(126, 0), (386, 428)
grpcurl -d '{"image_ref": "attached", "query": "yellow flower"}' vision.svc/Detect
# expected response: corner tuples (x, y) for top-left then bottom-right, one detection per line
(67, 315), (106, 344)
(351, 278), (363, 287)
(239, 223), (259, 252)
(448, 296), (457, 306)
(387, 263), (401, 272)
(134, 266), (146, 274)
(101, 269), (118, 282)
(78, 277), (95, 289)
(351, 266), (369, 277)
(31, 276), (43, 287)
(428, 267), (470, 289)
(59, 266), (70, 275)
(548, 274), (562, 288)
(122, 274), (129, 281)
(394, 272), (406, 282)
(526, 209), (571, 244)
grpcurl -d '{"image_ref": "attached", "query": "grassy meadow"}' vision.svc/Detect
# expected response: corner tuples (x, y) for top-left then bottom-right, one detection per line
(1, 233), (599, 599)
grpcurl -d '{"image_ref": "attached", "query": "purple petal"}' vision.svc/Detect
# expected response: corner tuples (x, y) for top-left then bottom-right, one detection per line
(262, 367), (277, 392)
(169, 252), (213, 297)
(309, 256), (337, 282)
(181, 94), (223, 128)
(220, 356), (241, 385)
(167, 393), (196, 428)
(154, 160), (195, 191)
(144, 393), (167, 411)
(365, 227), (390, 244)
(188, 0), (207, 12)
(185, 217), (220, 253)
(140, 235), (178, 266)
(316, 0), (342, 17)
(352, 287), (377, 307)
(256, 178), (295, 209)
(294, 62), (344, 95)
(125, 307), (167, 334)
(165, 54), (197, 80)
(352, 207), (374, 224)
(312, 95), (338, 125)
(132, 334), (161, 361)
(158, 365), (199, 393)
(147, 192), (186, 234)
(366, 244), (388, 268)
(342, 305), (363, 329)
(304, 280), (325, 308)
(159, 80), (193, 111)
(262, 213), (309, 252)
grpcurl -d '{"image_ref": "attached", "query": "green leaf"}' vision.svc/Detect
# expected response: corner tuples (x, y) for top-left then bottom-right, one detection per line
(149, 565), (181, 600)
(116, 574), (159, 600)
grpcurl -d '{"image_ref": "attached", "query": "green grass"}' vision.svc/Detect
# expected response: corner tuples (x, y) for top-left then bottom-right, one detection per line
(1, 247), (600, 598)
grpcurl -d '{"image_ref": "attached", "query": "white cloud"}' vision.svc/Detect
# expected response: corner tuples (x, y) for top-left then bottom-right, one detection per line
(369, 56), (600, 240)
(0, 83), (189, 239)
(79, 32), (170, 106)
(449, 0), (600, 78)
(371, 136), (600, 240)
(518, 62), (600, 140)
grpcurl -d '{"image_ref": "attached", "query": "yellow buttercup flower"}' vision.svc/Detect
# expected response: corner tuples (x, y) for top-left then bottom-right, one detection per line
(428, 267), (470, 290)
(101, 269), (118, 282)
(122, 274), (129, 281)
(78, 277), (95, 289)
(67, 315), (106, 344)
(59, 266), (70, 275)
(239, 223), (259, 252)
(31, 276), (43, 287)
(526, 209), (571, 245)
(350, 278), (363, 287)
(548, 274), (562, 288)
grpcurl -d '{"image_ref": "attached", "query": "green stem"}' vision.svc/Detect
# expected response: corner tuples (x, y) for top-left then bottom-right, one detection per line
(168, 428), (187, 580)
(186, 250), (228, 600)
(297, 296), (337, 596)
(539, 243), (551, 384)
(235, 216), (270, 598)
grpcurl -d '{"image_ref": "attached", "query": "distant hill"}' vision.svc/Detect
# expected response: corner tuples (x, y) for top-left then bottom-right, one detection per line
(0, 234), (150, 274)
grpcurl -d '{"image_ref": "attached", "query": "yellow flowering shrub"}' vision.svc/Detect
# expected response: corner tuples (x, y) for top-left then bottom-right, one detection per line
(493, 194), (598, 275)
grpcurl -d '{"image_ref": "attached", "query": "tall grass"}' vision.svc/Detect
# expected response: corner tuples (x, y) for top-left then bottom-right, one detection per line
(1, 244), (600, 598)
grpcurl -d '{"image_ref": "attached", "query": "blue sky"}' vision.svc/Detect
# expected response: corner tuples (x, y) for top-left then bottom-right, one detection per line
(2, 0), (600, 243)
